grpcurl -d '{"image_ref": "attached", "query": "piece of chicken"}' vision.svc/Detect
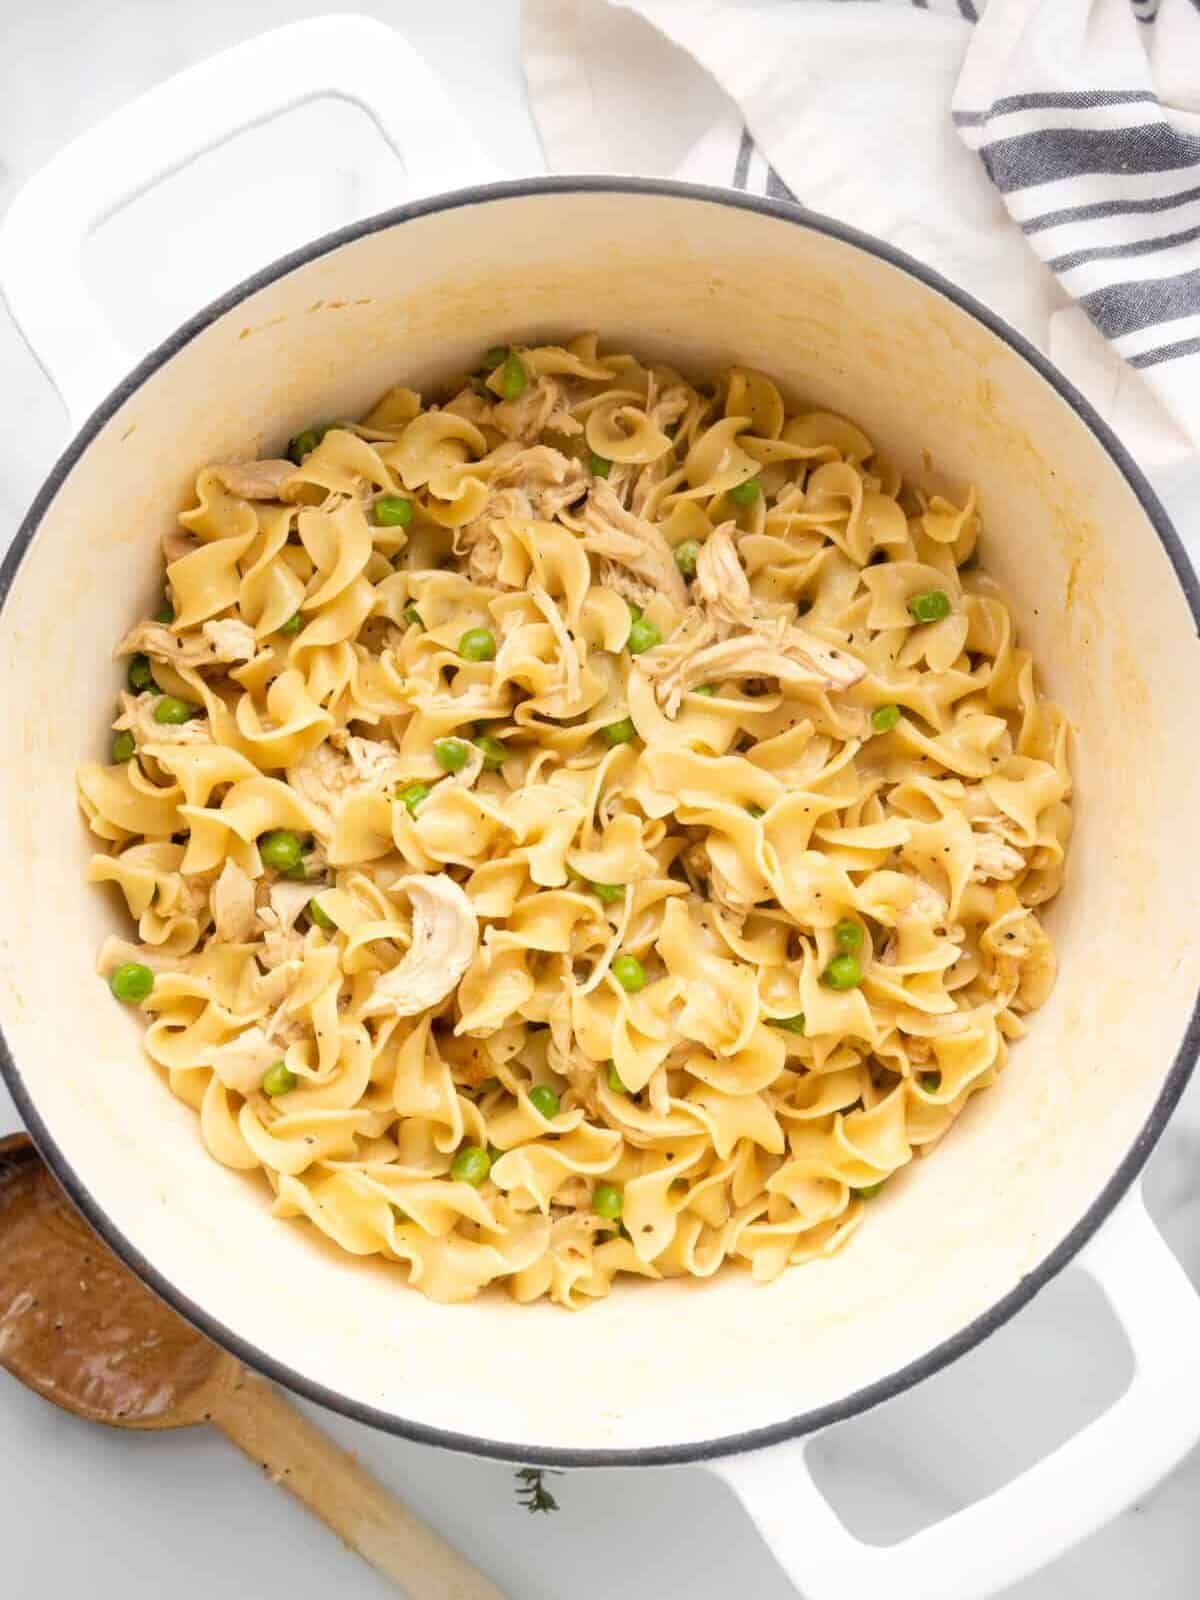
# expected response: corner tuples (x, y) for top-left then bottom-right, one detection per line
(205, 458), (298, 501)
(211, 859), (258, 942)
(115, 617), (257, 668)
(577, 477), (688, 610)
(288, 736), (406, 833)
(359, 874), (479, 1020)
(112, 690), (210, 747)
(493, 375), (581, 443)
(972, 829), (1026, 883)
(207, 1025), (282, 1095)
(642, 519), (865, 715)
(489, 446), (589, 520)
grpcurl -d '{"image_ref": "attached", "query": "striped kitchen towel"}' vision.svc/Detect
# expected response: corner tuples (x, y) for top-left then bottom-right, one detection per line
(523, 0), (1200, 468)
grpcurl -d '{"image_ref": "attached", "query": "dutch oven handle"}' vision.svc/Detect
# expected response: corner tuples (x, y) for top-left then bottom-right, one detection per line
(711, 1185), (1200, 1600)
(0, 14), (501, 430)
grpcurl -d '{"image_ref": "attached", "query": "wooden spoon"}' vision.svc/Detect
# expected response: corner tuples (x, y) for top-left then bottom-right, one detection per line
(0, 1133), (507, 1600)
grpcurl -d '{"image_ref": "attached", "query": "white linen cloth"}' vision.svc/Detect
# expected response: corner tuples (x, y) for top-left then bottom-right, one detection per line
(522, 0), (1200, 475)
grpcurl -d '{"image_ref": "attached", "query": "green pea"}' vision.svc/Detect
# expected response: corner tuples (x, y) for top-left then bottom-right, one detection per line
(772, 1013), (807, 1035)
(871, 703), (900, 733)
(479, 1077), (502, 1093)
(459, 628), (496, 662)
(627, 617), (661, 655)
(127, 653), (156, 693)
(746, 804), (765, 819)
(592, 881), (623, 904)
(450, 1146), (492, 1185)
(728, 476), (760, 505)
(612, 953), (646, 993)
(907, 589), (951, 623)
(855, 1181), (885, 1199)
(262, 1061), (298, 1097)
(601, 717), (637, 746)
(154, 696), (195, 725)
(111, 731), (135, 764)
(920, 1070), (942, 1092)
(528, 1084), (560, 1120)
(308, 897), (335, 932)
(593, 1182), (624, 1220)
(693, 683), (716, 697)
(259, 829), (304, 872)
(287, 424), (330, 465)
(375, 495), (415, 527)
(434, 737), (470, 773)
(501, 351), (527, 400)
(109, 962), (153, 1003)
(403, 603), (423, 628)
(284, 861), (308, 881)
(822, 953), (863, 990)
(483, 345), (508, 371)
(397, 782), (431, 816)
(835, 919), (863, 952)
(279, 611), (304, 636)
(626, 603), (643, 622)
(673, 539), (701, 578)
(589, 452), (612, 478)
(474, 733), (507, 769)
(154, 604), (174, 625)
(606, 1062), (628, 1094)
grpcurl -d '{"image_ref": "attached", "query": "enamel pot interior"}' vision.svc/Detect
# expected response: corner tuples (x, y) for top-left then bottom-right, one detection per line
(1, 183), (1197, 1463)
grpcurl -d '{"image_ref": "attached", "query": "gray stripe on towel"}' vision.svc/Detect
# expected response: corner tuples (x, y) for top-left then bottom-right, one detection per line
(1022, 182), (1200, 236)
(1128, 334), (1200, 370)
(981, 122), (1200, 194)
(953, 89), (1158, 128)
(733, 127), (753, 191)
(1049, 219), (1200, 273)
(1082, 267), (1200, 340)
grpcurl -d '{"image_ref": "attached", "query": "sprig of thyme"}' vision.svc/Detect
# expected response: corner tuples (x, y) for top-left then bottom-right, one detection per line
(514, 1466), (562, 1513)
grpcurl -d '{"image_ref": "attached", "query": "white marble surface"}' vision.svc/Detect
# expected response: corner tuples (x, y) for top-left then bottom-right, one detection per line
(2, 4), (1200, 1597)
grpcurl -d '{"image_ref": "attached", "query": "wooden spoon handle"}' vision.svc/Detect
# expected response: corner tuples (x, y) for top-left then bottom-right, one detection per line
(209, 1368), (508, 1600)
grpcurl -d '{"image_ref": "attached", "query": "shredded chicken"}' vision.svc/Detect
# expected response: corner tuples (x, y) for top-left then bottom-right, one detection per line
(257, 908), (306, 970)
(116, 617), (257, 668)
(530, 583), (582, 708)
(206, 458), (297, 501)
(265, 880), (316, 932)
(211, 859), (258, 942)
(641, 520), (865, 716)
(972, 830), (1026, 883)
(648, 382), (692, 437)
(454, 448), (589, 590)
(288, 736), (404, 833)
(695, 523), (756, 627)
(201, 619), (258, 663)
(909, 876), (950, 928)
(206, 1025), (281, 1096)
(112, 690), (209, 747)
(489, 446), (589, 520)
(359, 875), (479, 1020)
(577, 478), (688, 609)
(493, 376), (581, 442)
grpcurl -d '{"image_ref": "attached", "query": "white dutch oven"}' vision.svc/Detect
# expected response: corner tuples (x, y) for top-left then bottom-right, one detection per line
(2, 18), (1199, 1600)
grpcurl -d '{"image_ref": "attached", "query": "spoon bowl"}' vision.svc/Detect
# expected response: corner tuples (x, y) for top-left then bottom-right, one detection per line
(0, 1132), (231, 1429)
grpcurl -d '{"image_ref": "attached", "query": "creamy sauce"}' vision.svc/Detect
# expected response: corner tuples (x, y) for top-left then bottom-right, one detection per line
(0, 1143), (217, 1425)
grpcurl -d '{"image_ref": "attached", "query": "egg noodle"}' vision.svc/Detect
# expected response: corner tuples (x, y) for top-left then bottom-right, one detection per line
(78, 334), (1071, 1308)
